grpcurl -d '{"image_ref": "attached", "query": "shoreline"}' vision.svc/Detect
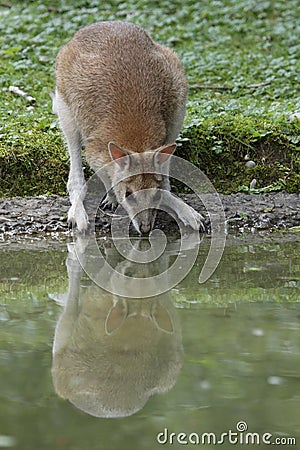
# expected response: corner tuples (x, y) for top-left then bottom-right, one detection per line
(0, 191), (299, 237)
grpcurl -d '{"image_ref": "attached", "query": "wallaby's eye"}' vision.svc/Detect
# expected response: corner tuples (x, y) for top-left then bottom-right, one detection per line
(125, 189), (136, 202)
(153, 190), (162, 202)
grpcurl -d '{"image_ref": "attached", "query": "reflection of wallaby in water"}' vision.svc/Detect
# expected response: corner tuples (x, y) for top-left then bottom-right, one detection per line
(51, 239), (183, 418)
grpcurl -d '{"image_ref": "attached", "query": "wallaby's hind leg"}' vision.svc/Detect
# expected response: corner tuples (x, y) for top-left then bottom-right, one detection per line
(165, 104), (186, 145)
(55, 91), (89, 231)
(160, 44), (188, 146)
(159, 104), (186, 192)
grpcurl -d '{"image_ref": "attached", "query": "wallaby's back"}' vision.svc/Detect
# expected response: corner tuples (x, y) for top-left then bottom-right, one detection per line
(55, 21), (188, 153)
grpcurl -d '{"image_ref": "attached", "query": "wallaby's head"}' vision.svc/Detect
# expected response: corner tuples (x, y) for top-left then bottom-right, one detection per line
(108, 142), (176, 234)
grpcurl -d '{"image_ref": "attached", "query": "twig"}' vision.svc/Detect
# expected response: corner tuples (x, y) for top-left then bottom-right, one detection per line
(228, 133), (257, 151)
(9, 86), (36, 104)
(190, 84), (231, 91)
(190, 81), (271, 91)
(246, 81), (271, 89)
(0, 1), (12, 7)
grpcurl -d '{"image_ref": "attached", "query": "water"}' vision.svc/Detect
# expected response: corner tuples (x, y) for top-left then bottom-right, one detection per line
(0, 234), (299, 450)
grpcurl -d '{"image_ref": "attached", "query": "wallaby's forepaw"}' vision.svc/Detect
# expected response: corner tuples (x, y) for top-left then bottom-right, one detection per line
(180, 204), (205, 232)
(101, 193), (117, 210)
(67, 202), (90, 232)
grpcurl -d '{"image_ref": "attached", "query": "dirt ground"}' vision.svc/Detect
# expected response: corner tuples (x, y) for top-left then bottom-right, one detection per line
(0, 191), (299, 237)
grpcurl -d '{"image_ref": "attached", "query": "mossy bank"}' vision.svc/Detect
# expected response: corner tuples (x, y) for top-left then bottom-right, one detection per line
(0, 0), (299, 197)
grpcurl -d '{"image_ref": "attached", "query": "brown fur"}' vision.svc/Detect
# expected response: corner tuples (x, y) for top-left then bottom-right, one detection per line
(56, 21), (187, 158)
(54, 21), (202, 232)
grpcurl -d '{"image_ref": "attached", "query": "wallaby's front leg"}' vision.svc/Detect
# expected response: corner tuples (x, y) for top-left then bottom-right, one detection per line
(67, 146), (89, 231)
(55, 91), (89, 231)
(162, 191), (205, 231)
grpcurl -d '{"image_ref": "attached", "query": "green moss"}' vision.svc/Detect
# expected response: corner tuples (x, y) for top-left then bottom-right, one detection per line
(0, 128), (69, 196)
(0, 0), (299, 197)
(179, 115), (300, 193)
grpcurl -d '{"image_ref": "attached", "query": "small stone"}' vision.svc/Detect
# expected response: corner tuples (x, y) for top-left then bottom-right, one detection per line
(245, 160), (256, 168)
(289, 112), (300, 121)
(39, 55), (51, 63)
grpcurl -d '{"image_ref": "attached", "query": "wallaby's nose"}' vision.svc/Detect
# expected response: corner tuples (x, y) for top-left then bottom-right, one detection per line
(140, 223), (151, 234)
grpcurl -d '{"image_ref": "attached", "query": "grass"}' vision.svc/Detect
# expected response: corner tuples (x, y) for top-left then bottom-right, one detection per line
(0, 0), (299, 196)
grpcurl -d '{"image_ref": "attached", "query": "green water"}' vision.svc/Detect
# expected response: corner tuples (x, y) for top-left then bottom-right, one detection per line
(0, 234), (299, 450)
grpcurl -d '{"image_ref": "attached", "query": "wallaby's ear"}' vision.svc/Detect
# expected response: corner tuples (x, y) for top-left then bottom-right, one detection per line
(105, 299), (128, 335)
(152, 304), (174, 333)
(155, 143), (176, 165)
(108, 142), (130, 168)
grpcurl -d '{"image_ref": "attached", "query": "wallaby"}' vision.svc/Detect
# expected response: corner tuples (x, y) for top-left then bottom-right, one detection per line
(54, 21), (203, 233)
